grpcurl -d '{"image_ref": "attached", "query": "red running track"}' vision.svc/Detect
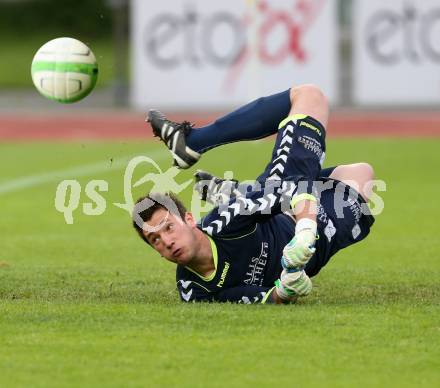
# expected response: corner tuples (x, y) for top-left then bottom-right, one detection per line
(0, 111), (439, 140)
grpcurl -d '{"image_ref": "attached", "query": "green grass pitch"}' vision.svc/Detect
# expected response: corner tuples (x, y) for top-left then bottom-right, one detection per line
(0, 138), (439, 387)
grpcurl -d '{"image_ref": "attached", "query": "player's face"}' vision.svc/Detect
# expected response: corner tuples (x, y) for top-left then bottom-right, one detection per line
(142, 208), (198, 266)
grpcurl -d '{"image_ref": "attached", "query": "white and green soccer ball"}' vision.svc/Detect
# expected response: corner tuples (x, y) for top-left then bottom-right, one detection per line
(31, 37), (98, 103)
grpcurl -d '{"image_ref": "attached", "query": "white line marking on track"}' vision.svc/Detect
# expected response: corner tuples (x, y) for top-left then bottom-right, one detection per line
(0, 149), (167, 195)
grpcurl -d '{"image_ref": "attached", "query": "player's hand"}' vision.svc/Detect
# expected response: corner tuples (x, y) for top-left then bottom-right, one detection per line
(281, 229), (316, 270)
(275, 269), (313, 302)
(194, 170), (240, 205)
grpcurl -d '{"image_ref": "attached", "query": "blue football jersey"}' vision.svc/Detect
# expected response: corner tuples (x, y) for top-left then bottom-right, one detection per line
(176, 178), (375, 304)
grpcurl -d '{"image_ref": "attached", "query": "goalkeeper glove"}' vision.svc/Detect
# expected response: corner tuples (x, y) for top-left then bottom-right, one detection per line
(275, 269), (313, 302)
(282, 218), (317, 271)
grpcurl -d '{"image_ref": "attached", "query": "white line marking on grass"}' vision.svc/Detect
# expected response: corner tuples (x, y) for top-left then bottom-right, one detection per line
(0, 149), (168, 195)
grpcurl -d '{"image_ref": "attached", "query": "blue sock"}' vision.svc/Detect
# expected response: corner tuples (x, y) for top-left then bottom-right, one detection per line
(186, 89), (291, 153)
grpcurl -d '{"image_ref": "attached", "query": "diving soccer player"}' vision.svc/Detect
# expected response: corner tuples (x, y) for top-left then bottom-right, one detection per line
(132, 85), (375, 304)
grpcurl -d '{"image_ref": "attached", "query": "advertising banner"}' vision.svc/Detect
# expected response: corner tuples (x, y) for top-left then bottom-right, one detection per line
(131, 0), (338, 109)
(353, 0), (440, 105)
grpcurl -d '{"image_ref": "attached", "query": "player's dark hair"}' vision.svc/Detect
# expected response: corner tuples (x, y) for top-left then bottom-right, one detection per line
(132, 192), (187, 245)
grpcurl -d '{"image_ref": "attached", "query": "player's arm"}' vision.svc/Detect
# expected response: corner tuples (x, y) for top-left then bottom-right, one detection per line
(200, 175), (311, 237)
(215, 285), (272, 304)
(215, 270), (313, 305)
(177, 271), (312, 305)
(177, 280), (273, 304)
(177, 279), (214, 303)
(282, 195), (318, 270)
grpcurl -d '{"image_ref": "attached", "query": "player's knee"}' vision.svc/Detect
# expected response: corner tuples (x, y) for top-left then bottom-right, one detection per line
(290, 84), (329, 128)
(355, 162), (375, 201)
(358, 162), (375, 181)
(290, 84), (328, 108)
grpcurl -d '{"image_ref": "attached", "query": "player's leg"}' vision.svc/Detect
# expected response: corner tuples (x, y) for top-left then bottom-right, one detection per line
(256, 84), (328, 183)
(303, 163), (376, 278)
(147, 89), (291, 168)
(328, 163), (374, 201)
(187, 89), (291, 152)
(194, 85), (330, 202)
(252, 85), (329, 272)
